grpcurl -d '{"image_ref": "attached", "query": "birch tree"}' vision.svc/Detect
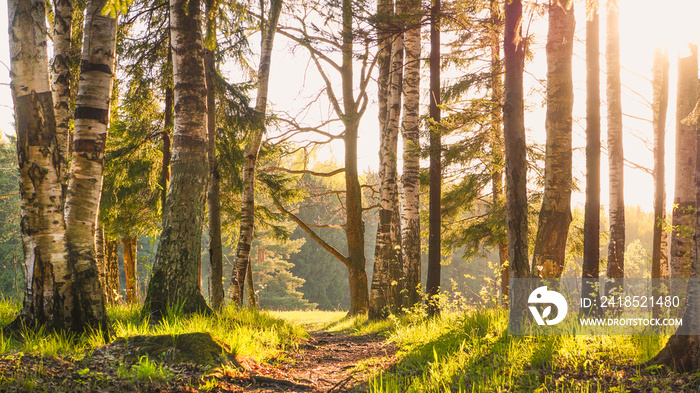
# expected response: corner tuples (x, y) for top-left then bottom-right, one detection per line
(62, 0), (118, 329)
(8, 0), (74, 330)
(231, 0), (284, 306)
(400, 0), (422, 308)
(370, 0), (404, 319)
(51, 0), (74, 187)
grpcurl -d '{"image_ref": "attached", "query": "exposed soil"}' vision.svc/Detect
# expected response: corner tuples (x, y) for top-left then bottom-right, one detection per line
(239, 331), (399, 392)
(0, 330), (398, 392)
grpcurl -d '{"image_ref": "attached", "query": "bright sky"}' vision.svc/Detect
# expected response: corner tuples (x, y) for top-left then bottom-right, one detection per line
(0, 0), (698, 214)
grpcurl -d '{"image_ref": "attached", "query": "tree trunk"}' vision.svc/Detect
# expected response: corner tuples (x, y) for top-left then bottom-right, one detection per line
(652, 47), (670, 319)
(231, 0), (284, 305)
(143, 0), (212, 319)
(161, 85), (172, 214)
(400, 0), (421, 309)
(205, 46), (224, 310)
(582, 2), (600, 314)
(50, 0), (73, 188)
(370, 0), (404, 319)
(605, 0), (624, 296)
(646, 79), (700, 373)
(342, 0), (369, 316)
(105, 239), (120, 304)
(63, 0), (117, 331)
(489, 0), (507, 307)
(670, 45), (698, 290)
(95, 223), (106, 290)
(425, 0), (441, 318)
(504, 0), (529, 324)
(121, 236), (138, 304)
(532, 0), (575, 278)
(8, 0), (74, 331)
(246, 257), (256, 308)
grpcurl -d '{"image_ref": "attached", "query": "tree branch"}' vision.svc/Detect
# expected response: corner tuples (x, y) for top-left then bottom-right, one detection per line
(274, 199), (350, 266)
(262, 166), (345, 177)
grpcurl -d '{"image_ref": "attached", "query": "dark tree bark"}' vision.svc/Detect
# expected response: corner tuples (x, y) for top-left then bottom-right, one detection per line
(582, 2), (600, 314)
(488, 0), (508, 308)
(425, 0), (441, 318)
(121, 236), (138, 304)
(204, 0), (224, 309)
(605, 0), (625, 297)
(504, 0), (529, 323)
(532, 0), (575, 278)
(651, 47), (670, 319)
(105, 239), (120, 304)
(143, 0), (212, 319)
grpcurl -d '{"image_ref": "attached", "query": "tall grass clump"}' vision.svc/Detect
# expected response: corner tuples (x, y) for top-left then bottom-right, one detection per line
(0, 300), (305, 364)
(369, 308), (672, 393)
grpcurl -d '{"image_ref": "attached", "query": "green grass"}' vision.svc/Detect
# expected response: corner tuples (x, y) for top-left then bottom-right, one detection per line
(0, 301), (305, 363)
(366, 309), (692, 393)
(117, 355), (173, 382)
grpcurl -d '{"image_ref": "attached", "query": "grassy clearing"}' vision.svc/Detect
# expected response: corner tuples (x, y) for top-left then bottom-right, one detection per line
(0, 301), (306, 363)
(367, 309), (698, 393)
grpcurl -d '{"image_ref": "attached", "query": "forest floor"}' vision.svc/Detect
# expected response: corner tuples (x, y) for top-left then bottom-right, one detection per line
(0, 308), (700, 392)
(0, 312), (399, 393)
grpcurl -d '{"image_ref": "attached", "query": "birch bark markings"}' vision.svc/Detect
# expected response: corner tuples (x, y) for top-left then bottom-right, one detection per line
(370, 0), (404, 319)
(231, 0), (284, 306)
(8, 0), (73, 329)
(532, 0), (575, 278)
(63, 0), (117, 330)
(400, 0), (422, 308)
(51, 0), (73, 186)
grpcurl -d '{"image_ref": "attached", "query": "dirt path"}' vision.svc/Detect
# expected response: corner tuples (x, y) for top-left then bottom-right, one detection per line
(235, 331), (398, 392)
(0, 330), (398, 392)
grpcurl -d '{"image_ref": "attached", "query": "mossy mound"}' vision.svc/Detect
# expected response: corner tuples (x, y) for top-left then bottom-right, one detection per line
(113, 332), (238, 368)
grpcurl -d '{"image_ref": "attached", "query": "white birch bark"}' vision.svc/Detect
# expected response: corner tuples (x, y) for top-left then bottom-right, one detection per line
(64, 0), (116, 329)
(9, 0), (72, 330)
(400, 0), (421, 308)
(231, 0), (284, 305)
(51, 0), (73, 185)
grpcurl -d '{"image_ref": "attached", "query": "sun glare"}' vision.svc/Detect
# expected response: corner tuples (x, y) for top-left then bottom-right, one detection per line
(622, 0), (699, 54)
